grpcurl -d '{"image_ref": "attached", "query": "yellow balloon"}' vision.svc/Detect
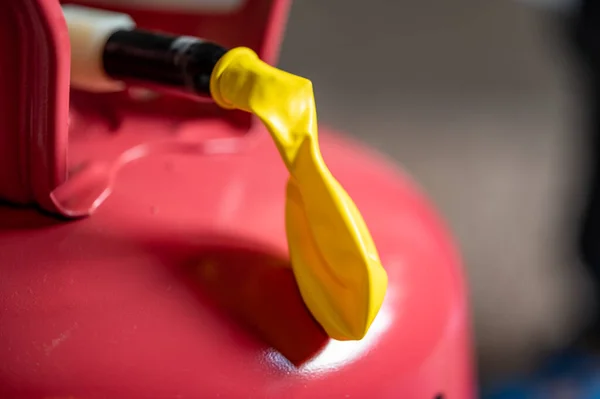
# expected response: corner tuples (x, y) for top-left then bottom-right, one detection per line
(210, 47), (387, 340)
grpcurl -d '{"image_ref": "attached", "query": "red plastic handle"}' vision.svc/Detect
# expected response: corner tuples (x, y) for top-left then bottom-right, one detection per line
(0, 0), (290, 217)
(0, 0), (70, 211)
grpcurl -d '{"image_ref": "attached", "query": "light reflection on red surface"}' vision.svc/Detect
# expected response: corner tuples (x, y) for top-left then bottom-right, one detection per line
(263, 286), (396, 374)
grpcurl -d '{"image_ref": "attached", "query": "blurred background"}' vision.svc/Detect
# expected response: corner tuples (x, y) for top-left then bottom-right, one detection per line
(277, 0), (592, 385)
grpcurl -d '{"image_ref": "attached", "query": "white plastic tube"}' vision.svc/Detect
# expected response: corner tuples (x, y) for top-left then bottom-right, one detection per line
(62, 4), (136, 92)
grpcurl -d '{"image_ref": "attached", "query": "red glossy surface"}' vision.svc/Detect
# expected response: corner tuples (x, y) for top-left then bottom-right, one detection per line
(0, 0), (475, 397)
(0, 128), (474, 398)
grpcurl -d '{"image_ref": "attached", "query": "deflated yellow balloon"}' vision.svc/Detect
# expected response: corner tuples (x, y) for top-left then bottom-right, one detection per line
(210, 47), (387, 340)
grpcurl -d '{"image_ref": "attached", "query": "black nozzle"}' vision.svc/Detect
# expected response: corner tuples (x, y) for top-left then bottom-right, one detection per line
(103, 29), (228, 97)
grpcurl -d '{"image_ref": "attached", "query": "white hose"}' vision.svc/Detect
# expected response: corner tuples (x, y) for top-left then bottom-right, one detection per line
(62, 4), (136, 92)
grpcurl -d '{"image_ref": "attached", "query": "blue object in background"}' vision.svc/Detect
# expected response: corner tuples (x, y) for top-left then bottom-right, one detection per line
(482, 351), (600, 398)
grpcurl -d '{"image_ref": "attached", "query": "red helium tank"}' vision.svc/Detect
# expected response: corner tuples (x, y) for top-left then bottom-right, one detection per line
(0, 0), (476, 398)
